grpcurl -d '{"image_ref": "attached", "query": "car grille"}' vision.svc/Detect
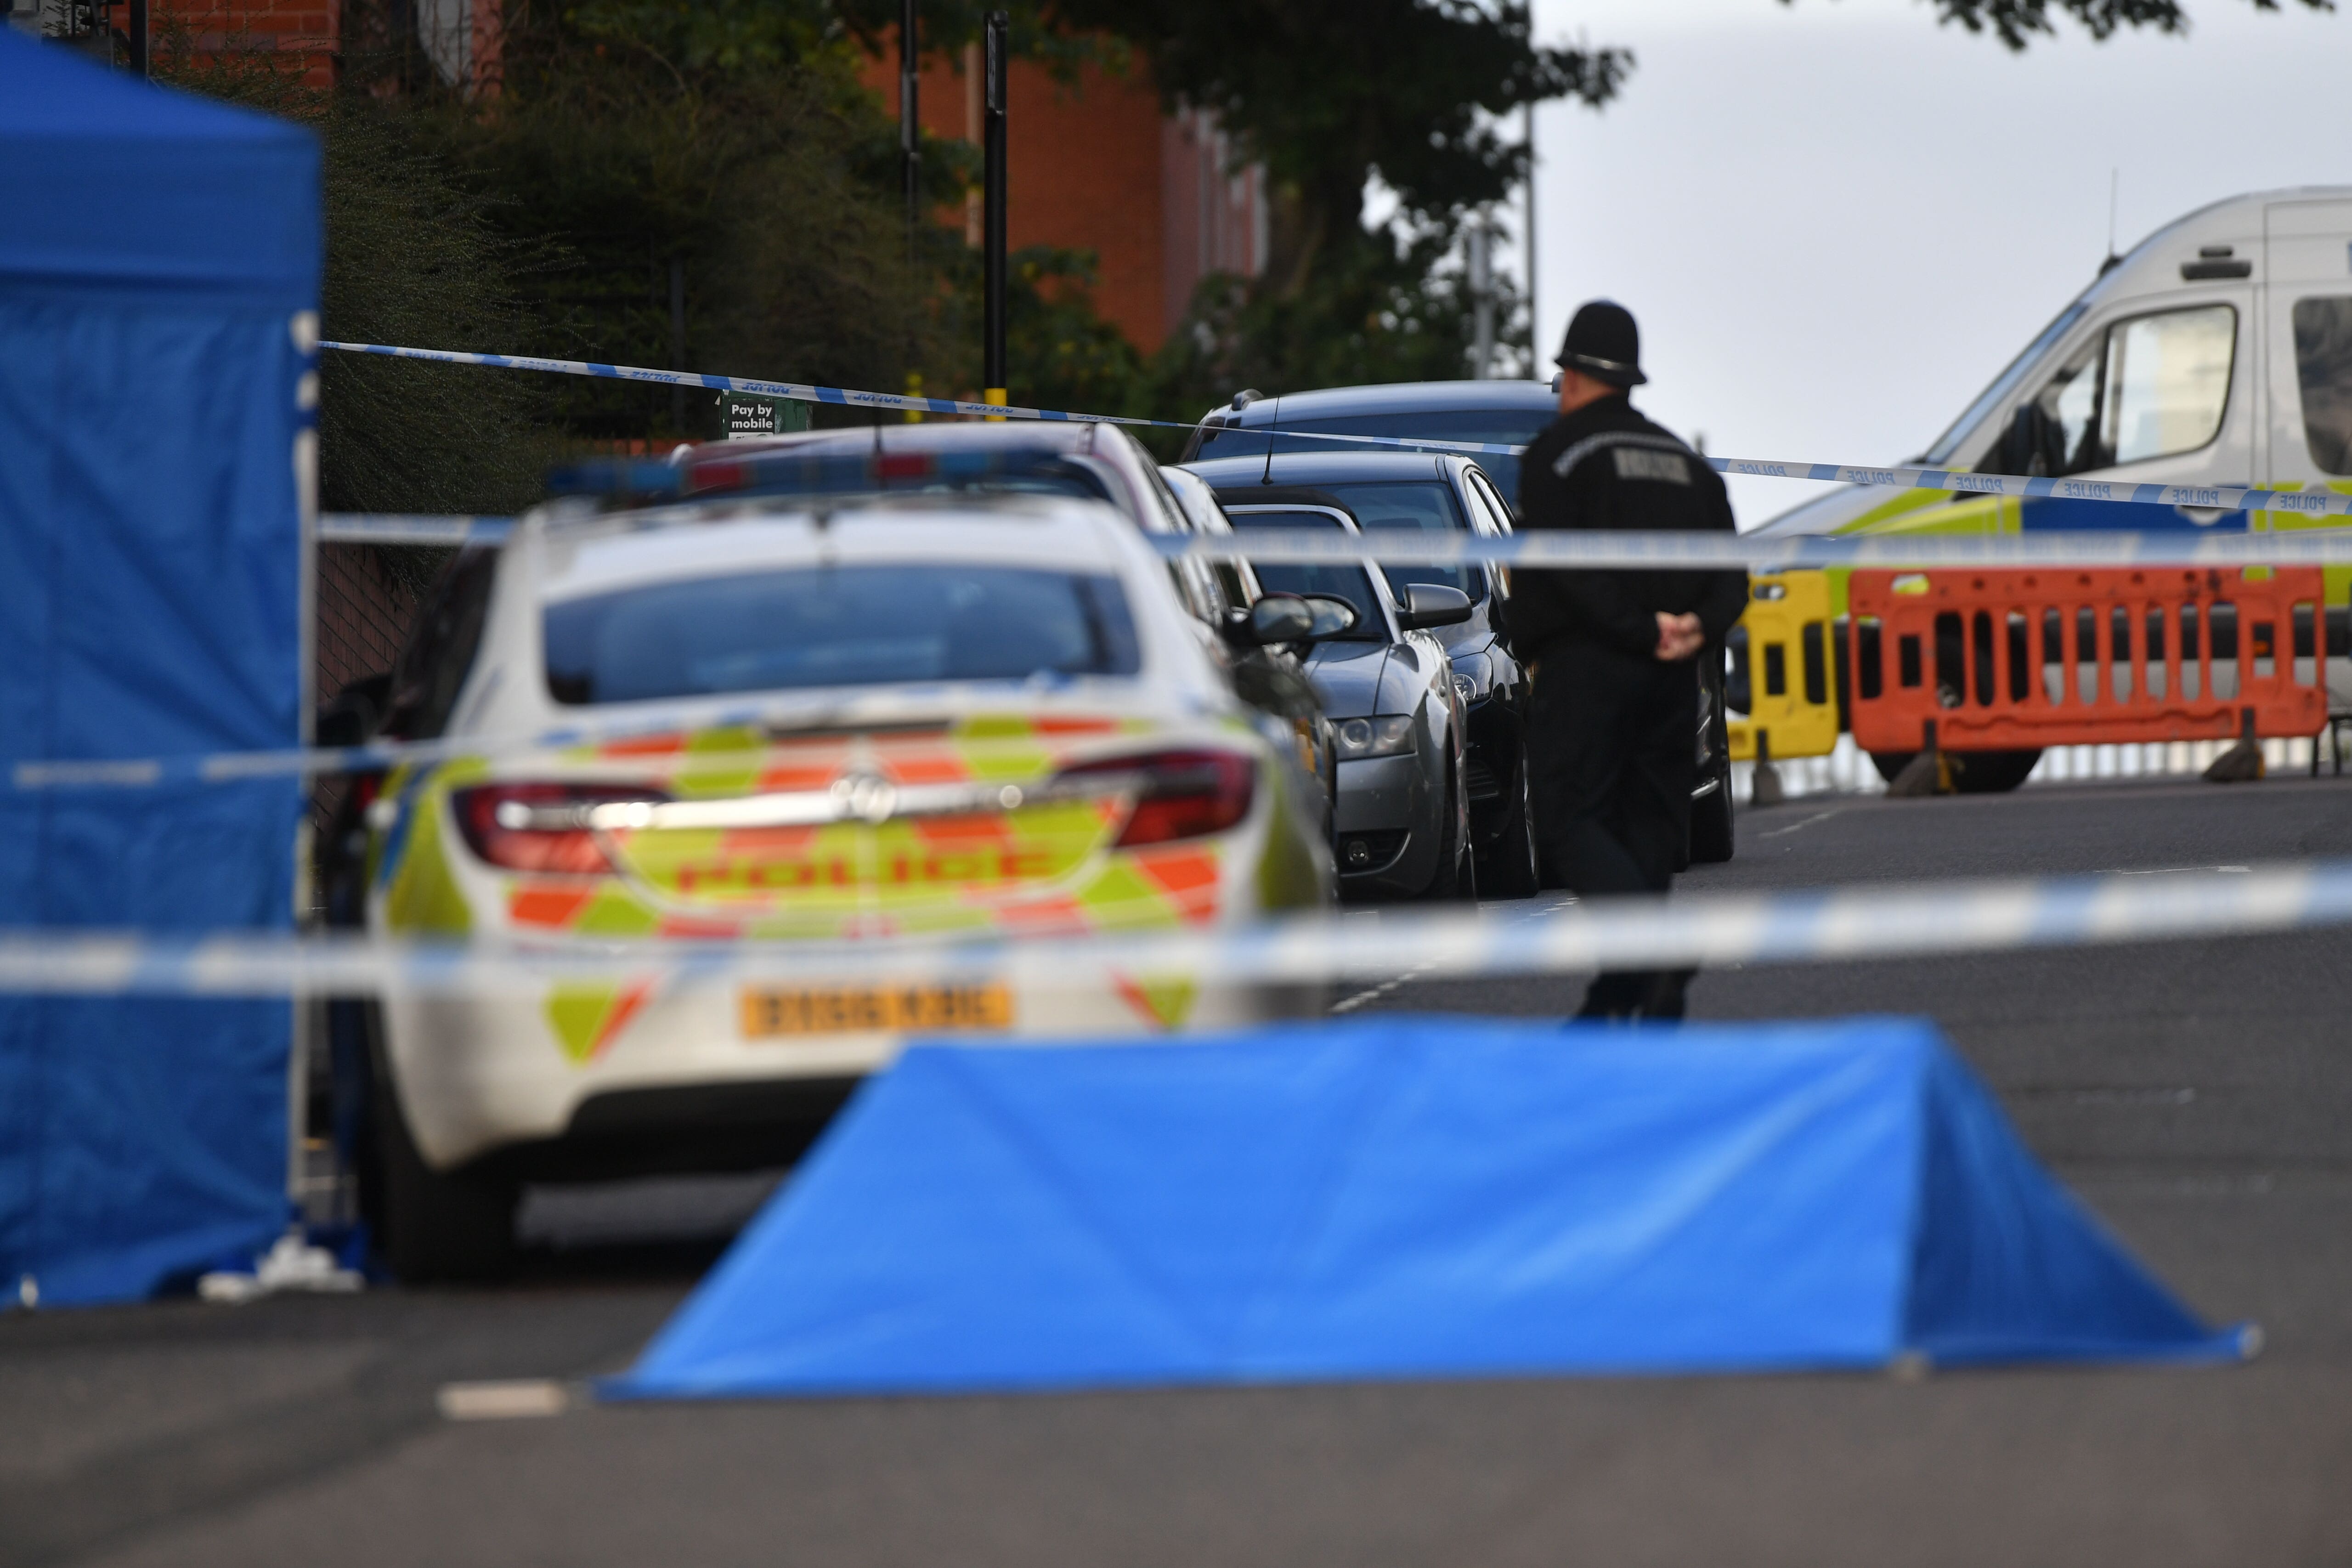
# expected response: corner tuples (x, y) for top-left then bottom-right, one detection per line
(1464, 757), (1502, 803)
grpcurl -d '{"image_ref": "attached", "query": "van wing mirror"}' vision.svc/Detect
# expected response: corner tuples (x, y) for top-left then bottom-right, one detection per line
(1991, 402), (2060, 479)
(1396, 583), (1473, 631)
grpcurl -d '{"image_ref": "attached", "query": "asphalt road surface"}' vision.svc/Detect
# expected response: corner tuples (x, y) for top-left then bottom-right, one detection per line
(11, 776), (2352, 1568)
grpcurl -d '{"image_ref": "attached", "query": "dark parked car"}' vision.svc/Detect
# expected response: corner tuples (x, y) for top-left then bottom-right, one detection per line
(1181, 379), (1559, 513)
(1186, 382), (1735, 866)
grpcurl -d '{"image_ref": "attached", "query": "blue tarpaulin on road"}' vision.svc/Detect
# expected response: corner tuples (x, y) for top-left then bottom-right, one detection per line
(0, 31), (317, 1306)
(613, 1016), (2248, 1398)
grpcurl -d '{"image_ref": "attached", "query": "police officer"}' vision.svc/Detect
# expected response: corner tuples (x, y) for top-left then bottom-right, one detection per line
(1514, 301), (1747, 1020)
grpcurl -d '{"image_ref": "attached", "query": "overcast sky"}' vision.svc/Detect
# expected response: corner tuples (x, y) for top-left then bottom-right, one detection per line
(1521, 0), (2349, 526)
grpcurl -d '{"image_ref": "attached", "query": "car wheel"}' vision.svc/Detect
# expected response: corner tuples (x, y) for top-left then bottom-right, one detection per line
(1871, 747), (2041, 793)
(1421, 754), (1477, 900)
(1688, 768), (1736, 864)
(1950, 748), (2043, 793)
(362, 1030), (519, 1285)
(1476, 755), (1541, 898)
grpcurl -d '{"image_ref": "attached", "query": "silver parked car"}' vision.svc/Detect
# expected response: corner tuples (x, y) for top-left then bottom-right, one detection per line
(1187, 495), (1476, 901)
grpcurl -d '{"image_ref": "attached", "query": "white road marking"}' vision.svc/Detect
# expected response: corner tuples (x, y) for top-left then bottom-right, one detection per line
(2113, 865), (2250, 876)
(1330, 898), (1572, 1013)
(438, 1380), (575, 1421)
(1757, 808), (1843, 840)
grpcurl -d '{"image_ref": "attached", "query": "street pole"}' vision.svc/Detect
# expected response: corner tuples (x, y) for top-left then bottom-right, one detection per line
(900, 0), (919, 265)
(127, 0), (148, 76)
(982, 10), (1008, 415)
(669, 258), (687, 435)
(1468, 217), (1494, 380)
(1523, 100), (1537, 370)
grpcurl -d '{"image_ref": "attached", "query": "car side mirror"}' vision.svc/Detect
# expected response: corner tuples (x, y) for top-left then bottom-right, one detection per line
(1299, 594), (1358, 638)
(1235, 594), (1317, 645)
(1231, 593), (1360, 646)
(1396, 583), (1472, 631)
(316, 671), (392, 748)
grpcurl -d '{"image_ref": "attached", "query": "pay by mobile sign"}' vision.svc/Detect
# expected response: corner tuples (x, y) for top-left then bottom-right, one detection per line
(723, 393), (809, 440)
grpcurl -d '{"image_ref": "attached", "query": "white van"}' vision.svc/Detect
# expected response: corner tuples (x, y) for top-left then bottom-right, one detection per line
(1758, 187), (2352, 544)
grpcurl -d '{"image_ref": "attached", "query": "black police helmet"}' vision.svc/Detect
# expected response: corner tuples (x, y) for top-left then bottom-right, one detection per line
(1554, 300), (1647, 387)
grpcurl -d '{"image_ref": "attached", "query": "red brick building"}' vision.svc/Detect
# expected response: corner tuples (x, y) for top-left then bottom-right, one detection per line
(861, 39), (1264, 354)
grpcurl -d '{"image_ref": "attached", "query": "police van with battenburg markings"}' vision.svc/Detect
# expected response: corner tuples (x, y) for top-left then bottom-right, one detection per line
(1757, 188), (2352, 572)
(1748, 188), (2352, 789)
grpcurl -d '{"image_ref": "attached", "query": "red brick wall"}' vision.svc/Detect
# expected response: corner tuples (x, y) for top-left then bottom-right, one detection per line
(316, 544), (420, 702)
(158, 0), (339, 88)
(861, 43), (1171, 353)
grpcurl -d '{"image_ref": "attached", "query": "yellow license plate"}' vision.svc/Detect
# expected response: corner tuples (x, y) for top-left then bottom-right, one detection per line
(739, 983), (1015, 1037)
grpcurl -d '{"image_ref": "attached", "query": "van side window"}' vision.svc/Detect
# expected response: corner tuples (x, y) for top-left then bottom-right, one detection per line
(2034, 336), (2104, 475)
(2292, 297), (2352, 475)
(2026, 305), (2236, 475)
(2101, 306), (2235, 465)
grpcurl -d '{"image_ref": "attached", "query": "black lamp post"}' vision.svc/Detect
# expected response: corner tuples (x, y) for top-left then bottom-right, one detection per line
(900, 0), (919, 264)
(982, 10), (1008, 411)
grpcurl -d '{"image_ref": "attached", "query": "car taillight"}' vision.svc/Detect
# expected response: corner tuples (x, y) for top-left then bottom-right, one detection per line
(871, 452), (937, 481)
(1060, 750), (1255, 847)
(452, 783), (668, 875)
(684, 459), (749, 495)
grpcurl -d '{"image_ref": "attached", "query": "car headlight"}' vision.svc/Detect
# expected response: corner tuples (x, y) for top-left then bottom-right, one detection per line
(1334, 714), (1417, 760)
(1449, 651), (1492, 709)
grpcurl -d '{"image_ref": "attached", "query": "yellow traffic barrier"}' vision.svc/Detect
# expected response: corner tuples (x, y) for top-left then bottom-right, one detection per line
(1728, 570), (1839, 765)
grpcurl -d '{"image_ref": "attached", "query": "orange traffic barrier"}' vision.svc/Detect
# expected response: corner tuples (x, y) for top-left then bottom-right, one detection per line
(1847, 566), (2327, 753)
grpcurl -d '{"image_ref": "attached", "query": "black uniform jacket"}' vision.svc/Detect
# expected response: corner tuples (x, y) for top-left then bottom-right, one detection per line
(1512, 395), (1748, 661)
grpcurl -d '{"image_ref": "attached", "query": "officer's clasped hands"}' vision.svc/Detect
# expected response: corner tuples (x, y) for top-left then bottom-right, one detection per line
(1652, 611), (1705, 663)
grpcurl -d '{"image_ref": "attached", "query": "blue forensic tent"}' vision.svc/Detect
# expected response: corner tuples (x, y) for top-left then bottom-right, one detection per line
(0, 31), (317, 1305)
(614, 1017), (2249, 1398)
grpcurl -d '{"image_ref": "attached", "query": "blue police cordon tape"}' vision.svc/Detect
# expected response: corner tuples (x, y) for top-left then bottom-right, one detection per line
(1145, 528), (2352, 569)
(322, 340), (1167, 427)
(44, 512), (2352, 797)
(324, 512), (2352, 567)
(321, 338), (2352, 519)
(7, 687), (1233, 792)
(318, 514), (514, 547)
(0, 860), (2334, 997)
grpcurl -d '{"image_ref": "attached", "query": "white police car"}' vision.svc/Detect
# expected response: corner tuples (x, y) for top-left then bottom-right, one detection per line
(354, 493), (1342, 1279)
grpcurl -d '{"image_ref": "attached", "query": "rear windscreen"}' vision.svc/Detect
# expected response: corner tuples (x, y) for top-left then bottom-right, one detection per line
(1315, 481), (1479, 600)
(545, 566), (1141, 704)
(1193, 409), (1551, 505)
(1227, 512), (1387, 640)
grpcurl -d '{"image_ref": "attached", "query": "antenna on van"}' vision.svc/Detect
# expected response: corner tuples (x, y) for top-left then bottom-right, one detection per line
(1260, 396), (1278, 486)
(2105, 169), (2121, 268)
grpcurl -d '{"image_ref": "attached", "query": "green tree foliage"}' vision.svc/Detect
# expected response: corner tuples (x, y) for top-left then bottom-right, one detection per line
(1053, 0), (1621, 303)
(993, 248), (1150, 420)
(155, 37), (558, 524)
(396, 0), (962, 442)
(1146, 232), (1527, 428)
(173, 0), (2332, 490)
(1902, 0), (2329, 51)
